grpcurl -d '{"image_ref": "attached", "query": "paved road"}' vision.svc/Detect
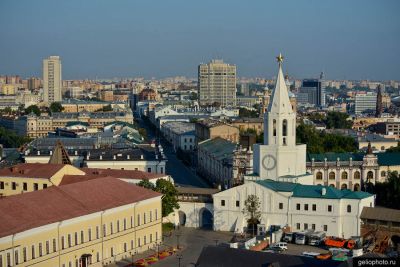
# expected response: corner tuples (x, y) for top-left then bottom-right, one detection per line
(136, 117), (210, 188)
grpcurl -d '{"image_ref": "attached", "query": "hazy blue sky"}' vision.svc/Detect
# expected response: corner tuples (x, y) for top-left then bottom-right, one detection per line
(0, 0), (399, 80)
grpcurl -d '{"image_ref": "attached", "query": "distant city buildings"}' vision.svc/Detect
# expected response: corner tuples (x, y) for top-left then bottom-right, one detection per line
(355, 92), (377, 115)
(296, 74), (326, 108)
(198, 59), (236, 107)
(43, 55), (62, 103)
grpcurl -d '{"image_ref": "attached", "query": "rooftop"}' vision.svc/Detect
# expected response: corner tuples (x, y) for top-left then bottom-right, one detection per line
(0, 163), (67, 179)
(256, 180), (373, 200)
(361, 206), (400, 223)
(162, 121), (195, 135)
(198, 137), (237, 161)
(307, 152), (364, 162)
(376, 152), (400, 166)
(0, 177), (161, 238)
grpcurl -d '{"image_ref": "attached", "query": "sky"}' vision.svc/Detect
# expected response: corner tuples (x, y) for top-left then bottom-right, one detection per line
(0, 0), (399, 80)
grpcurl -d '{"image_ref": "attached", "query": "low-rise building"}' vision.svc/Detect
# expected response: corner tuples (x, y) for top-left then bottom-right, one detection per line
(0, 177), (162, 267)
(195, 119), (240, 143)
(197, 138), (252, 188)
(161, 122), (196, 151)
(229, 118), (264, 135)
(213, 179), (374, 238)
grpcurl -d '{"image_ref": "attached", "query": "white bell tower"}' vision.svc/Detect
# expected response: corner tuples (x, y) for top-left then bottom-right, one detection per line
(252, 54), (307, 181)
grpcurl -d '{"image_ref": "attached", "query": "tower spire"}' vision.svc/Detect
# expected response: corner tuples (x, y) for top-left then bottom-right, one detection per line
(267, 53), (292, 114)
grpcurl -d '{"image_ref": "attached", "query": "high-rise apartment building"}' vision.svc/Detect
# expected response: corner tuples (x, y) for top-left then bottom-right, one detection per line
(43, 56), (62, 103)
(298, 75), (325, 107)
(355, 92), (377, 115)
(198, 59), (236, 107)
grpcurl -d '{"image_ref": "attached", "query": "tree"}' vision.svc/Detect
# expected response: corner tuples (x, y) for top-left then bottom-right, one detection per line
(155, 179), (180, 217)
(239, 108), (259, 118)
(0, 127), (31, 148)
(137, 179), (155, 190)
(49, 102), (64, 113)
(386, 142), (400, 153)
(325, 112), (352, 129)
(25, 105), (41, 116)
(374, 171), (400, 210)
(189, 92), (198, 100)
(242, 194), (261, 235)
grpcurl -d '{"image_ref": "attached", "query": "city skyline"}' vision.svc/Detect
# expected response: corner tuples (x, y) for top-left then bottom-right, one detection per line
(0, 0), (399, 81)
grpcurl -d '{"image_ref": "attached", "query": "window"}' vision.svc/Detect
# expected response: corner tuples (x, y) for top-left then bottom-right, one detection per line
(147, 168), (151, 173)
(381, 171), (386, 177)
(304, 223), (308, 230)
(74, 232), (78, 245)
(137, 214), (141, 226)
(347, 205), (351, 213)
(43, 183), (47, 189)
(144, 213), (146, 224)
(34, 183), (38, 190)
(131, 240), (134, 249)
(32, 245), (35, 259)
(221, 200), (225, 206)
(110, 222), (113, 234)
(282, 119), (287, 137)
(296, 223), (300, 230)
(0, 181), (4, 189)
(117, 220), (120, 232)
(46, 241), (49, 254)
(138, 237), (141, 247)
(304, 204), (309, 211)
(124, 243), (127, 252)
(316, 172), (323, 180)
(312, 224), (316, 230)
(328, 205), (332, 212)
(150, 233), (153, 242)
(23, 247), (27, 262)
(12, 182), (17, 190)
(81, 230), (84, 243)
(96, 226), (99, 239)
(53, 238), (57, 252)
(39, 243), (43, 256)
(312, 204), (316, 211)
(68, 234), (71, 247)
(15, 250), (19, 265)
(296, 203), (300, 210)
(279, 203), (283, 210)
(155, 209), (158, 220)
(329, 172), (335, 180)
(88, 228), (92, 241)
(23, 182), (27, 191)
(96, 252), (100, 262)
(131, 216), (133, 227)
(61, 236), (65, 249)
(144, 235), (147, 244)
(236, 201), (240, 207)
(341, 172), (348, 180)
(324, 225), (328, 231)
(124, 218), (127, 230)
(111, 247), (114, 257)
(354, 171), (361, 179)
(6, 253), (10, 267)
(273, 119), (277, 136)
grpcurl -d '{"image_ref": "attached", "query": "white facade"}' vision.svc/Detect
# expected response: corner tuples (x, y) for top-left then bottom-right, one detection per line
(43, 56), (62, 103)
(213, 181), (374, 239)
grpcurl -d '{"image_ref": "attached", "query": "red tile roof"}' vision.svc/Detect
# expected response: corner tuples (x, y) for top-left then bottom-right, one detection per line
(0, 163), (66, 179)
(82, 168), (166, 179)
(0, 177), (161, 238)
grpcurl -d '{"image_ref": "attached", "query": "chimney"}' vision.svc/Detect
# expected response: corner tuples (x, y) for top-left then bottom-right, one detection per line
(75, 151), (78, 156)
(113, 155), (116, 160)
(321, 188), (326, 196)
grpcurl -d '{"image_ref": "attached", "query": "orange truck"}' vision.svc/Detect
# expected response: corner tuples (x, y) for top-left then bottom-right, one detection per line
(324, 237), (355, 249)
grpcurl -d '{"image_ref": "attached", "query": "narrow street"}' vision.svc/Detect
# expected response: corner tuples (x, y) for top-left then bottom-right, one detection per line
(136, 117), (210, 188)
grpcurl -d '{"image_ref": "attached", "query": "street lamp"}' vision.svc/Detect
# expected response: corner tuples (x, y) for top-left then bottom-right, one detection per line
(177, 254), (183, 267)
(176, 233), (181, 250)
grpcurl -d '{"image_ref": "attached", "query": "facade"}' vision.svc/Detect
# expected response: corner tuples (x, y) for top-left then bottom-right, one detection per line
(229, 118), (264, 135)
(213, 179), (374, 238)
(198, 60), (236, 107)
(235, 96), (262, 108)
(61, 101), (126, 113)
(197, 138), (253, 188)
(355, 92), (377, 115)
(16, 110), (133, 138)
(43, 56), (62, 103)
(298, 78), (326, 107)
(195, 119), (240, 143)
(0, 177), (162, 267)
(161, 122), (196, 151)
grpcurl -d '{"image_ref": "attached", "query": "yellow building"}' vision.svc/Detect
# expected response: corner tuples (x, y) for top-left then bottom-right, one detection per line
(1, 84), (16, 95)
(0, 163), (84, 197)
(0, 177), (162, 267)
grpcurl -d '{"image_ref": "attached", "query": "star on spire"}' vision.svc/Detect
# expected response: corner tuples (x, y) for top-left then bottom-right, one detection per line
(276, 53), (284, 64)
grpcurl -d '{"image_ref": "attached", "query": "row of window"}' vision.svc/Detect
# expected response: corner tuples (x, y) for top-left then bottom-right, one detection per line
(315, 170), (378, 180)
(293, 203), (352, 213)
(296, 223), (328, 232)
(0, 231), (160, 267)
(0, 181), (47, 191)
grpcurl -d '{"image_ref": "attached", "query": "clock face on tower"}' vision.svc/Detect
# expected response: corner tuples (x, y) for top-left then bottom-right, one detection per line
(262, 155), (276, 171)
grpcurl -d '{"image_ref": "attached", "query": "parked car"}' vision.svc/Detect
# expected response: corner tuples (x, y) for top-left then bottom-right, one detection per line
(264, 247), (284, 253)
(270, 242), (288, 250)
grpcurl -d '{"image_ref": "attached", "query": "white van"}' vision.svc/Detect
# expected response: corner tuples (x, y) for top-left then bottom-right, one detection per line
(302, 251), (320, 258)
(270, 242), (288, 250)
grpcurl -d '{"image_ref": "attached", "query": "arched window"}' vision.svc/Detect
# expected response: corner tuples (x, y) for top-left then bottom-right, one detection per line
(341, 172), (348, 180)
(354, 183), (360, 191)
(380, 171), (386, 177)
(367, 171), (374, 180)
(282, 119), (287, 136)
(329, 184), (335, 188)
(273, 119), (277, 136)
(329, 172), (335, 180)
(347, 205), (351, 213)
(354, 171), (361, 179)
(316, 172), (323, 180)
(341, 184), (348, 190)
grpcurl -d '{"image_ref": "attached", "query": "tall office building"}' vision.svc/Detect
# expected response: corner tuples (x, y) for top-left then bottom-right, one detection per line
(298, 73), (325, 107)
(198, 59), (236, 107)
(355, 92), (377, 115)
(375, 85), (383, 118)
(43, 56), (62, 103)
